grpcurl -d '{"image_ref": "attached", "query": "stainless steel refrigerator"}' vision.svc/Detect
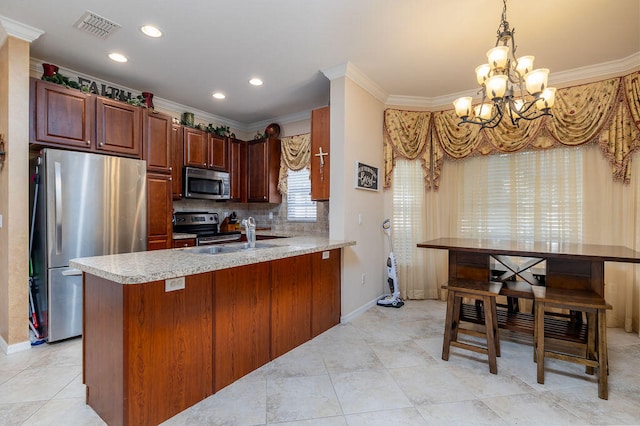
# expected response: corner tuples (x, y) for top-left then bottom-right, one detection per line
(30, 149), (147, 342)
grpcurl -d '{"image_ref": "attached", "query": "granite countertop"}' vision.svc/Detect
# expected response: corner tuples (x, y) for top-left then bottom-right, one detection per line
(70, 236), (356, 285)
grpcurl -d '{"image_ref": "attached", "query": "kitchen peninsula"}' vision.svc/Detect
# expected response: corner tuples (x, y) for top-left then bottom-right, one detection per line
(70, 236), (355, 426)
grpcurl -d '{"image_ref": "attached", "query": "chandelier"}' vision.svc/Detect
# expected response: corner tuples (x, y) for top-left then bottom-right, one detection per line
(453, 0), (556, 129)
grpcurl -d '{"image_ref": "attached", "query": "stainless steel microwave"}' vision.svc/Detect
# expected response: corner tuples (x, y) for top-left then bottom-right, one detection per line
(184, 167), (230, 200)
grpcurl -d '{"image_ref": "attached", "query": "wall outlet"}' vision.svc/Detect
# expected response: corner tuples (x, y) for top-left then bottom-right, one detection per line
(165, 277), (185, 292)
(0, 214), (2, 228)
(361, 273), (366, 285)
(269, 212), (273, 220)
(358, 213), (362, 225)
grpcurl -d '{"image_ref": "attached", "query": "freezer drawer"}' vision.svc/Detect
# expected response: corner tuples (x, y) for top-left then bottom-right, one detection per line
(48, 267), (83, 342)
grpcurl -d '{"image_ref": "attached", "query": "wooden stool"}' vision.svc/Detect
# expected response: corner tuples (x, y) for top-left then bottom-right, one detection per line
(442, 279), (502, 374)
(533, 286), (612, 400)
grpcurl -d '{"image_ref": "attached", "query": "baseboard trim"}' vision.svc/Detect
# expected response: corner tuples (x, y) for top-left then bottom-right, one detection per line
(340, 296), (380, 323)
(0, 336), (32, 355)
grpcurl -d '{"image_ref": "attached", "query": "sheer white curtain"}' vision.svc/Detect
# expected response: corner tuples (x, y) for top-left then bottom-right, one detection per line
(391, 159), (435, 299)
(393, 146), (640, 333)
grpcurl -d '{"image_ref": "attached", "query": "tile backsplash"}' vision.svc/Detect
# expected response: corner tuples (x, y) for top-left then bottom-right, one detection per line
(173, 199), (329, 236)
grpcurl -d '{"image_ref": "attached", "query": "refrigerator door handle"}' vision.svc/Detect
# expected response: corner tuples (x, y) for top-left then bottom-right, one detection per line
(62, 268), (83, 276)
(54, 161), (62, 254)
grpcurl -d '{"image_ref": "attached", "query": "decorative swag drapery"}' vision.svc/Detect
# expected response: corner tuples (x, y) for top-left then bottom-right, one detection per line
(384, 71), (640, 190)
(277, 133), (311, 194)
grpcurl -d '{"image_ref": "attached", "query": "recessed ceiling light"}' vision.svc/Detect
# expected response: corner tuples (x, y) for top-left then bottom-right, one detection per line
(213, 92), (226, 99)
(108, 52), (127, 63)
(141, 25), (162, 38)
(249, 78), (263, 86)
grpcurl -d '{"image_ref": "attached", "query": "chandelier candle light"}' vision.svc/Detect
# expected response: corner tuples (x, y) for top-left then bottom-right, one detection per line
(453, 0), (556, 129)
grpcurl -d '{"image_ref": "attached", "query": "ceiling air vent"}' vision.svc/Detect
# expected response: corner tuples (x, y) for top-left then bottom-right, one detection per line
(73, 11), (121, 39)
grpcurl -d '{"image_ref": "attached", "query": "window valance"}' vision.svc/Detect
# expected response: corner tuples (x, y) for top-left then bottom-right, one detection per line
(277, 133), (311, 194)
(384, 71), (640, 190)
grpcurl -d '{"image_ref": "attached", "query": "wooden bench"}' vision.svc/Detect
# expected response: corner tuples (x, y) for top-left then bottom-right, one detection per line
(442, 279), (502, 374)
(532, 286), (612, 400)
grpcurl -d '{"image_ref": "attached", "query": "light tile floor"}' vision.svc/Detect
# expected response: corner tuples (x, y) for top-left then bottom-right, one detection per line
(1, 300), (639, 425)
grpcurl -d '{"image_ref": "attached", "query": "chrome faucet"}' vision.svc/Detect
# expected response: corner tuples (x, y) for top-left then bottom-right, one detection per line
(242, 217), (256, 248)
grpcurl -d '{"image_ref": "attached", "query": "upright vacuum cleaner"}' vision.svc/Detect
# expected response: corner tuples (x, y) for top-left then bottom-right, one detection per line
(377, 219), (404, 308)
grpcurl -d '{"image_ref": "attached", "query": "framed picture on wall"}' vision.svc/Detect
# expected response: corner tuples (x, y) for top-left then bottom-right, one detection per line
(354, 161), (379, 191)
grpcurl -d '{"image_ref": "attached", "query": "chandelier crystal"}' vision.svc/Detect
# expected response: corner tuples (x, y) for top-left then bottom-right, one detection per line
(454, 0), (556, 129)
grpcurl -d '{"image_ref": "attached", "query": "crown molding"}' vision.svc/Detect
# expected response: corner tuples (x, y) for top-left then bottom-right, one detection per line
(29, 49), (640, 127)
(386, 52), (640, 110)
(322, 62), (389, 103)
(29, 57), (314, 132)
(30, 57), (247, 131)
(246, 110), (313, 133)
(0, 15), (44, 45)
(550, 52), (640, 86)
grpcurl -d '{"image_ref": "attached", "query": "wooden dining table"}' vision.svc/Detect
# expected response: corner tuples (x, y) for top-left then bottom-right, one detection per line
(418, 237), (640, 295)
(417, 237), (640, 337)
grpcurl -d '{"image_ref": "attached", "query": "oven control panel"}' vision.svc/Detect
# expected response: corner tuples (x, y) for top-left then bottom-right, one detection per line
(173, 212), (219, 227)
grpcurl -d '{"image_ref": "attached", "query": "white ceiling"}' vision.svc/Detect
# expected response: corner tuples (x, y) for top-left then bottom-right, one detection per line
(1, 0), (639, 129)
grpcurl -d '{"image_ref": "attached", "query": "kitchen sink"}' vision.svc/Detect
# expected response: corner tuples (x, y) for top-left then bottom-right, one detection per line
(181, 241), (284, 255)
(228, 242), (282, 250)
(183, 245), (237, 254)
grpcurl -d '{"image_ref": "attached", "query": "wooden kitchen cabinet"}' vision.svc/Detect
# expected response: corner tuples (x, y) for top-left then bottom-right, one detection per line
(95, 96), (141, 157)
(84, 272), (213, 426)
(183, 127), (208, 168)
(30, 78), (94, 150)
(30, 78), (142, 158)
(214, 262), (271, 391)
(146, 172), (172, 251)
(142, 110), (172, 174)
(208, 134), (229, 172)
(247, 137), (282, 203)
(171, 124), (184, 199)
(183, 128), (229, 171)
(82, 247), (345, 425)
(271, 255), (312, 358)
(311, 249), (341, 337)
(229, 138), (246, 202)
(311, 106), (330, 200)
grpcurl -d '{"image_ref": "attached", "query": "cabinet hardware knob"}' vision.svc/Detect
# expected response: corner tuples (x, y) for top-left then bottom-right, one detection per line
(86, 140), (91, 145)
(169, 167), (172, 171)
(99, 142), (104, 146)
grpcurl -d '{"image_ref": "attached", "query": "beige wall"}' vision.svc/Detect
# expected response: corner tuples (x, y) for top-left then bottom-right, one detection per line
(329, 76), (388, 319)
(0, 35), (30, 350)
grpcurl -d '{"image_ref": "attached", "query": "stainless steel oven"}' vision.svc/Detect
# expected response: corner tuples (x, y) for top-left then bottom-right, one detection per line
(183, 167), (230, 200)
(173, 212), (241, 245)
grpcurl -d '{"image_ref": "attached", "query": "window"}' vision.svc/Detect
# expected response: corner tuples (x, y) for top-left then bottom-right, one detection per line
(287, 168), (317, 221)
(392, 159), (426, 260)
(459, 147), (583, 242)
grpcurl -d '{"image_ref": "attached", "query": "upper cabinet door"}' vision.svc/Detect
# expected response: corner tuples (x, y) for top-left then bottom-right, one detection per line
(247, 137), (281, 203)
(207, 134), (229, 172)
(247, 139), (269, 202)
(95, 97), (141, 158)
(171, 124), (184, 199)
(183, 127), (208, 168)
(311, 106), (330, 201)
(142, 110), (172, 174)
(32, 79), (94, 150)
(229, 138), (246, 202)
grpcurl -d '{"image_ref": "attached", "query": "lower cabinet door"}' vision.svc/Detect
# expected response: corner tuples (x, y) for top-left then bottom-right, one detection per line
(271, 255), (312, 359)
(311, 249), (341, 337)
(214, 263), (271, 392)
